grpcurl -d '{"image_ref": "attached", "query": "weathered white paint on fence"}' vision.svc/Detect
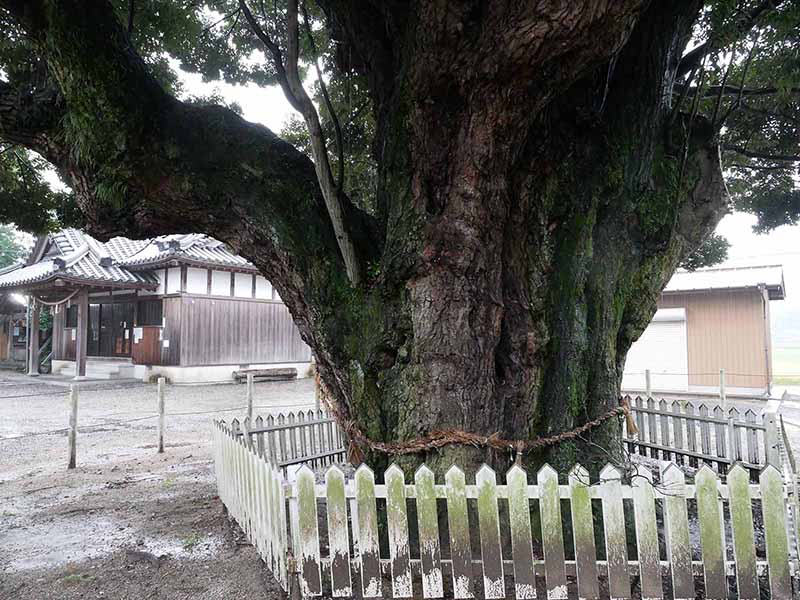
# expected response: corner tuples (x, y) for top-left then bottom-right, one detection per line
(538, 464), (567, 600)
(386, 464), (412, 598)
(761, 465), (792, 599)
(212, 418), (800, 600)
(297, 465), (321, 596)
(662, 463), (694, 600)
(476, 465), (503, 599)
(631, 464), (662, 599)
(600, 464), (630, 600)
(445, 466), (473, 599)
(355, 465), (382, 598)
(568, 464), (598, 600)
(625, 394), (779, 474)
(507, 465), (536, 599)
(238, 409), (347, 474)
(325, 466), (352, 597)
(728, 463), (762, 600)
(695, 465), (725, 599)
(417, 465), (444, 598)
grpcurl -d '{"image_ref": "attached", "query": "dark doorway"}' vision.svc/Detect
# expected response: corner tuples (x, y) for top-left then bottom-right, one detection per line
(87, 301), (134, 357)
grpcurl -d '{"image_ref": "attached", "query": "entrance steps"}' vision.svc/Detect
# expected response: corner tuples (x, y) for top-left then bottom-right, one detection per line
(57, 358), (136, 380)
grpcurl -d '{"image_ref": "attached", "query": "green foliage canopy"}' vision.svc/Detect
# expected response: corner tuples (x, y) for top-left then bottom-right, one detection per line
(0, 0), (797, 270)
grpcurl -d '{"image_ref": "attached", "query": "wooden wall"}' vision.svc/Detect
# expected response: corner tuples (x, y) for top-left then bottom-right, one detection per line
(179, 296), (310, 366)
(131, 326), (164, 365)
(659, 290), (769, 390)
(52, 308), (76, 360)
(159, 297), (181, 365)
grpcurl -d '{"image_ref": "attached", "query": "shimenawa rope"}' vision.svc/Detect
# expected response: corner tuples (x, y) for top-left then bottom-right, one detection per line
(320, 390), (638, 463)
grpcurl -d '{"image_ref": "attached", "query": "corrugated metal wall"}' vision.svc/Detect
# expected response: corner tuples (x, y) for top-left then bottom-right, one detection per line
(658, 290), (769, 390)
(178, 296), (310, 366)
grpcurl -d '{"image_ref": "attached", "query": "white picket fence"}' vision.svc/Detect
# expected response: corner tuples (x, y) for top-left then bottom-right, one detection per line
(625, 395), (781, 475)
(240, 410), (347, 473)
(213, 418), (800, 599)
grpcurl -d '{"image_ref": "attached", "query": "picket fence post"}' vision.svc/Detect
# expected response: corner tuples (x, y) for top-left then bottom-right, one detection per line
(764, 399), (781, 468)
(211, 415), (800, 600)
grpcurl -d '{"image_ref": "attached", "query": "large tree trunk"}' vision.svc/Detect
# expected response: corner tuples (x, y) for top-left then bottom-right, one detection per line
(1, 0), (728, 476)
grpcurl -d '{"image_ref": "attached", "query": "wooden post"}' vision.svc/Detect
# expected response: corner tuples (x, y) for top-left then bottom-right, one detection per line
(246, 373), (254, 422)
(67, 384), (78, 469)
(6, 316), (13, 363)
(719, 369), (727, 410)
(157, 377), (165, 453)
(27, 300), (40, 376)
(645, 369), (652, 398)
(764, 399), (781, 468)
(74, 289), (89, 379)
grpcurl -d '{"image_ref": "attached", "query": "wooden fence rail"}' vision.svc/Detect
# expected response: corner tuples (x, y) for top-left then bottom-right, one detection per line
(236, 410), (347, 473)
(213, 418), (800, 600)
(624, 394), (781, 475)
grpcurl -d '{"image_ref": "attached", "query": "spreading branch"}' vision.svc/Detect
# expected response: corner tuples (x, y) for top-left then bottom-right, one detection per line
(239, 0), (361, 285)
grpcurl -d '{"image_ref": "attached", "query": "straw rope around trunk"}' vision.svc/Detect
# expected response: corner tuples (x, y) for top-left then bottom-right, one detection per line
(315, 379), (638, 463)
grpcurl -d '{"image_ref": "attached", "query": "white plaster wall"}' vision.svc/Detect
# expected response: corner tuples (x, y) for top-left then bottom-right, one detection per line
(234, 272), (253, 298)
(211, 270), (230, 296)
(186, 267), (208, 294)
(255, 276), (272, 300)
(166, 267), (182, 294)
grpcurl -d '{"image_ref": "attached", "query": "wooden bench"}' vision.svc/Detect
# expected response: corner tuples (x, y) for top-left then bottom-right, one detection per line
(232, 367), (297, 383)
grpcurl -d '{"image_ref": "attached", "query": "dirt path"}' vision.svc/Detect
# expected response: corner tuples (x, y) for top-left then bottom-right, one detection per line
(0, 371), (315, 599)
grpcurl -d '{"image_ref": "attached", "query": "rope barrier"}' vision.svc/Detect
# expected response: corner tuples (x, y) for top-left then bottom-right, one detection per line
(325, 397), (637, 462)
(0, 383), (151, 400)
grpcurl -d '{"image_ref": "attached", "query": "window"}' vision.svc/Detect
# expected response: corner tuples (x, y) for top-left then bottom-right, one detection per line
(137, 299), (163, 326)
(65, 305), (78, 328)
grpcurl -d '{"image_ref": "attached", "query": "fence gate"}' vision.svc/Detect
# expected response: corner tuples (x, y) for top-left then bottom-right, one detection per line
(213, 416), (800, 599)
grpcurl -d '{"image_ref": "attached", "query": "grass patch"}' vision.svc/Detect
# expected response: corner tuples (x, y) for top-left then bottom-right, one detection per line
(181, 532), (204, 552)
(774, 346), (800, 382)
(62, 573), (95, 585)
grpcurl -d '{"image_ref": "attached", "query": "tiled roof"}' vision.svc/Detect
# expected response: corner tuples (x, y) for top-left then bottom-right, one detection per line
(121, 233), (254, 270)
(665, 264), (785, 300)
(0, 229), (255, 291)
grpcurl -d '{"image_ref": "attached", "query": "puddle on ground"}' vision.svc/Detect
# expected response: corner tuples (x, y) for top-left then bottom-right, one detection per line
(0, 514), (222, 571)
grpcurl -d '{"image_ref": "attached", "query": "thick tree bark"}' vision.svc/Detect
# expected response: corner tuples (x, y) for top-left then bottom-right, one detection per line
(1, 0), (728, 475)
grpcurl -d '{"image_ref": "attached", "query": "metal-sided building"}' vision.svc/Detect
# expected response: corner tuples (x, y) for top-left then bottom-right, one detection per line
(0, 229), (312, 382)
(622, 264), (785, 396)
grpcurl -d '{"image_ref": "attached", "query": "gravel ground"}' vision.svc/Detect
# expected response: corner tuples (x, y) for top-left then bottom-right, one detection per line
(0, 369), (315, 599)
(3, 368), (800, 600)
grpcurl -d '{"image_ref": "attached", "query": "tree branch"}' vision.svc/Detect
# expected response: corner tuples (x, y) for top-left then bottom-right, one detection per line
(0, 78), (65, 155)
(240, 0), (362, 284)
(301, 0), (345, 194)
(724, 145), (800, 162)
(127, 0), (135, 35)
(676, 0), (783, 78)
(674, 84), (800, 98)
